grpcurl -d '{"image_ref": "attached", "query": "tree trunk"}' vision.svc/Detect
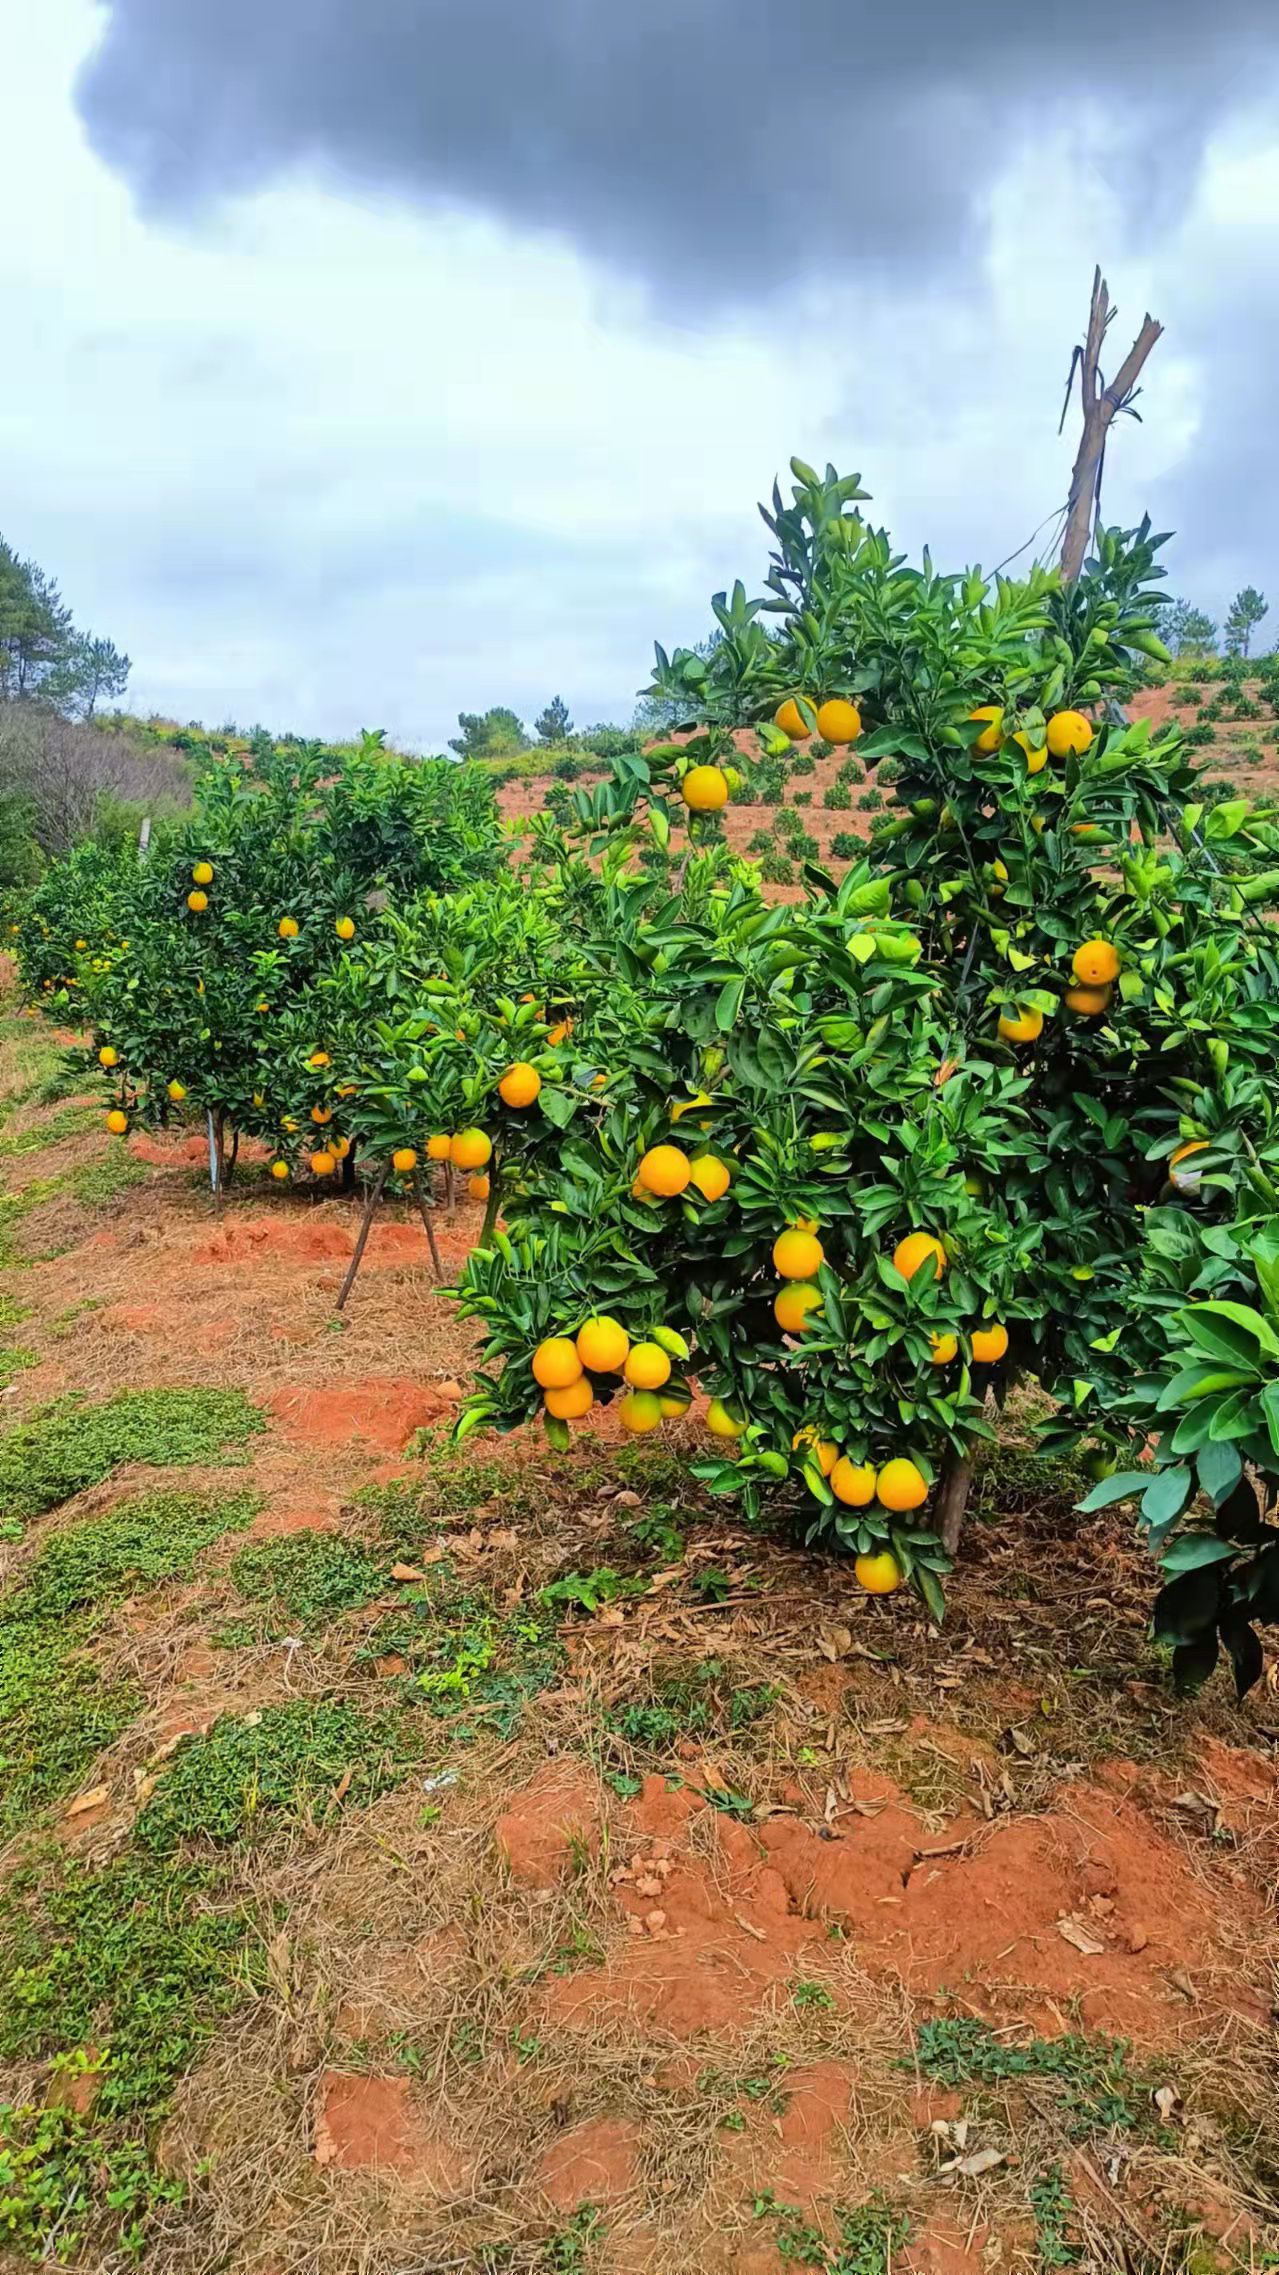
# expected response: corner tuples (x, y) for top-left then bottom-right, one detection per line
(336, 1163), (389, 1312)
(1060, 268), (1163, 584)
(412, 1172), (444, 1277)
(936, 1451), (975, 1557)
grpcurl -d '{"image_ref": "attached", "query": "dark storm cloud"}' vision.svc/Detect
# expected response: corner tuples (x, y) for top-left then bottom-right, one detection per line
(77, 0), (1279, 304)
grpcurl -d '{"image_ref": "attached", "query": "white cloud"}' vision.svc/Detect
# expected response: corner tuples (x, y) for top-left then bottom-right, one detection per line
(2, 0), (1277, 749)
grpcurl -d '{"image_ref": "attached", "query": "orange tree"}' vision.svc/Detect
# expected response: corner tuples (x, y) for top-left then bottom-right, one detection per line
(14, 733), (504, 1179)
(455, 460), (1279, 1621)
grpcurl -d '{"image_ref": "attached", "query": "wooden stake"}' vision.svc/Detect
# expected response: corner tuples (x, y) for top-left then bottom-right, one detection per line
(412, 1171), (444, 1278)
(336, 1162), (389, 1313)
(1059, 268), (1163, 584)
(936, 1450), (975, 1557)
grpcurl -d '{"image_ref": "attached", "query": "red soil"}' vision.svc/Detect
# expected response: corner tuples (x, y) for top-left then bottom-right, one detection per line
(534, 2116), (642, 2209)
(265, 1376), (461, 1451)
(312, 2071), (469, 2191)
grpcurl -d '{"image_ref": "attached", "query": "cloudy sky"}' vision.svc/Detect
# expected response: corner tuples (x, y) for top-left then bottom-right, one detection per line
(3, 1), (1278, 749)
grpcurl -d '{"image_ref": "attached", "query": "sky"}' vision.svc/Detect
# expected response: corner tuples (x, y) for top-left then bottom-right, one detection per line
(2, 1), (1278, 751)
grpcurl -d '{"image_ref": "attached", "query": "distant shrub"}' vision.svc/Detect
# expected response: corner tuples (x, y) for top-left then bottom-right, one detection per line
(837, 756), (866, 785)
(792, 789), (812, 806)
(1185, 724), (1217, 749)
(789, 748), (817, 775)
(758, 849), (794, 884)
(859, 787), (884, 811)
(551, 753), (583, 780)
(830, 831), (860, 859)
(876, 758), (902, 786)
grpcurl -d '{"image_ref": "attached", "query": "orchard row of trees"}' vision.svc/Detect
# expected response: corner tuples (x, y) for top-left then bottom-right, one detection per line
(11, 471), (1279, 1698)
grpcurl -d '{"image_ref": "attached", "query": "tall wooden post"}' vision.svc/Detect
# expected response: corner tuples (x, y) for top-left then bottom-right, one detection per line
(1059, 269), (1163, 584)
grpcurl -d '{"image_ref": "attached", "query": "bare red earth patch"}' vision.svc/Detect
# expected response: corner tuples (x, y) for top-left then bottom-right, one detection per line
(534, 2116), (642, 2209)
(266, 1377), (459, 1450)
(495, 1764), (601, 1888)
(312, 2071), (469, 2191)
(193, 1218), (352, 1267)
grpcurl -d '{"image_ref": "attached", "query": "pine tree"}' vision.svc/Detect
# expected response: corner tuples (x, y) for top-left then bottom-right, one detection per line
(534, 695), (573, 745)
(1224, 586), (1269, 660)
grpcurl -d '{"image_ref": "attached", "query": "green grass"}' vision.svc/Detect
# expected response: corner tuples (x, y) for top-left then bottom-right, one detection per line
(606, 1659), (779, 1754)
(0, 1101), (96, 1159)
(134, 1700), (418, 1852)
(68, 1148), (149, 1207)
(0, 1848), (262, 2260)
(227, 1528), (386, 1630)
(0, 1489), (259, 1837)
(0, 1386), (264, 1528)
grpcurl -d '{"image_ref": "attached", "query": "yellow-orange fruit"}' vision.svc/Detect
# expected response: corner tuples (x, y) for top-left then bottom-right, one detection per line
(391, 1146), (418, 1173)
(774, 1283), (824, 1335)
(532, 1337), (583, 1390)
(624, 1341), (672, 1390)
(1072, 940), (1121, 987)
(688, 1154), (731, 1202)
(815, 698), (862, 745)
(1047, 708), (1093, 758)
(576, 1316), (630, 1373)
(682, 765), (729, 812)
(545, 1376), (594, 1419)
(877, 1459), (928, 1512)
(451, 1128), (492, 1170)
(969, 704), (1004, 753)
(773, 1227), (824, 1279)
(499, 1062), (542, 1108)
(855, 1552), (902, 1595)
(893, 1232), (946, 1283)
(970, 1323), (1010, 1364)
(831, 1458), (877, 1506)
(638, 1144), (691, 1197)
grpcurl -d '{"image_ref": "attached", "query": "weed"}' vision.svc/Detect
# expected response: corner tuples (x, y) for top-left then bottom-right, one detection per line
(0, 1489), (259, 1836)
(1030, 2165), (1081, 2268)
(791, 1977), (836, 2012)
(229, 1529), (386, 1629)
(134, 1700), (416, 1852)
(0, 1102), (95, 1158)
(627, 1507), (685, 1561)
(545, 2206), (604, 2269)
(540, 1566), (644, 1614)
(913, 2018), (1146, 2134)
(0, 1345), (36, 1388)
(752, 2190), (909, 2275)
(408, 1604), (564, 1739)
(606, 1659), (778, 1756)
(0, 1386), (264, 1528)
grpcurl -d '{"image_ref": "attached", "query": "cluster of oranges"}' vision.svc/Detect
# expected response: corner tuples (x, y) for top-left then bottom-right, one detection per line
(633, 1142), (732, 1204)
(182, 861), (357, 946)
(531, 1319), (690, 1434)
(774, 697), (863, 746)
(999, 939), (1122, 1046)
(968, 706), (1094, 769)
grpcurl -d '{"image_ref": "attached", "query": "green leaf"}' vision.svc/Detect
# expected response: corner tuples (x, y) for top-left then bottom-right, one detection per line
(715, 978), (745, 1033)
(1140, 1466), (1193, 1530)
(1186, 1301), (1279, 1362)
(1076, 1469), (1149, 1512)
(1195, 1440), (1243, 1507)
(1159, 1533), (1236, 1574)
(1261, 1379), (1279, 1458)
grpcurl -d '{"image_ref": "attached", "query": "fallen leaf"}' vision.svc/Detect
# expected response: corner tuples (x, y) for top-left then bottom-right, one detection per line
(65, 1785), (109, 1818)
(941, 2147), (1006, 2178)
(333, 1767), (354, 1803)
(1055, 1914), (1105, 1956)
(816, 1623), (853, 1663)
(390, 1562), (427, 1582)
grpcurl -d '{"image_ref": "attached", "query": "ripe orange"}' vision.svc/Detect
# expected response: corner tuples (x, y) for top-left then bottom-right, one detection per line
(774, 698), (810, 741)
(706, 1397), (746, 1438)
(793, 1430), (839, 1475)
(545, 1376), (594, 1420)
(682, 765), (730, 812)
(893, 1232), (946, 1283)
(638, 1143), (691, 1197)
(426, 1134), (451, 1161)
(1072, 940), (1120, 987)
(192, 861), (214, 885)
(773, 1227), (824, 1279)
(1012, 730), (1048, 774)
(968, 704), (1004, 753)
(98, 1045), (118, 1067)
(855, 1551), (902, 1595)
(929, 1332), (958, 1365)
(105, 1109), (128, 1136)
(311, 1104), (333, 1125)
(270, 1160), (290, 1181)
(335, 916), (356, 940)
(970, 1323), (1010, 1364)
(187, 891), (208, 913)
(167, 1080), (186, 1102)
(1170, 1139), (1210, 1193)
(815, 698), (862, 745)
(619, 1390), (664, 1434)
(688, 1154), (731, 1202)
(310, 1150), (336, 1177)
(499, 1062), (542, 1109)
(774, 1283), (823, 1335)
(451, 1128), (492, 1170)
(624, 1341), (672, 1391)
(330, 1136), (350, 1161)
(533, 1337), (583, 1390)
(998, 1007), (1044, 1044)
(309, 1050), (330, 1068)
(547, 1020), (571, 1046)
(658, 1386), (692, 1417)
(1065, 984), (1111, 1016)
(391, 1146), (418, 1174)
(877, 1458), (928, 1512)
(1047, 708), (1093, 758)
(278, 917), (299, 939)
(576, 1317), (630, 1373)
(468, 1173), (491, 1202)
(831, 1458), (876, 1507)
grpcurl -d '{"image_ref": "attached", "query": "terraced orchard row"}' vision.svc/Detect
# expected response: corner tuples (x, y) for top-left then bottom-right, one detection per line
(13, 465), (1279, 1688)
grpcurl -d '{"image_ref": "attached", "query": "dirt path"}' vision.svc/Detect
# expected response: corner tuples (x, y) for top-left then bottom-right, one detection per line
(0, 1003), (1276, 2275)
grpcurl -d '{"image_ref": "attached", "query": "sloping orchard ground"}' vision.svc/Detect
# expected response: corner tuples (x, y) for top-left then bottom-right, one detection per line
(0, 1001), (1276, 2274)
